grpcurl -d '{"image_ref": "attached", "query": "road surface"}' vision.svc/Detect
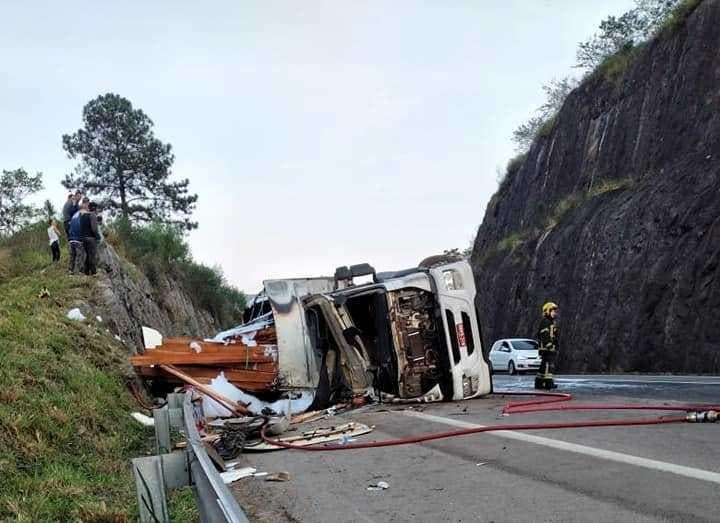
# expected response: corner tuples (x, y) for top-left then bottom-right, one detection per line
(230, 375), (720, 522)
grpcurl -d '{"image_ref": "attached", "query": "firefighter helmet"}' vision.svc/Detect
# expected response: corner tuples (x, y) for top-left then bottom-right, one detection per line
(542, 302), (558, 315)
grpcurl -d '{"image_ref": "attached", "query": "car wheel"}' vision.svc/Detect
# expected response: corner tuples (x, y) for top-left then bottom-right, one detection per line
(508, 361), (516, 375)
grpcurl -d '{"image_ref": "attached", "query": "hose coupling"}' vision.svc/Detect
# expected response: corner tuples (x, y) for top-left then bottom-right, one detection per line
(686, 411), (718, 423)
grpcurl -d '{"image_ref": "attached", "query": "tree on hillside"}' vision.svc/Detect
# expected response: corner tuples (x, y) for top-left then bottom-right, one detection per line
(576, 0), (680, 71)
(0, 169), (43, 236)
(43, 199), (56, 221)
(62, 93), (198, 230)
(512, 77), (578, 152)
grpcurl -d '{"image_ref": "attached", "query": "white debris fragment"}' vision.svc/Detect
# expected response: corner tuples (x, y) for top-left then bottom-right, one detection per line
(221, 467), (257, 484)
(114, 335), (122, 342)
(367, 481), (390, 491)
(201, 372), (315, 417)
(131, 412), (155, 427)
(66, 308), (86, 321)
(96, 315), (103, 322)
(190, 341), (202, 353)
(142, 326), (163, 349)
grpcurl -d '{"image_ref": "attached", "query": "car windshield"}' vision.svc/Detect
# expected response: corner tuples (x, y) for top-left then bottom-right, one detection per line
(512, 340), (538, 351)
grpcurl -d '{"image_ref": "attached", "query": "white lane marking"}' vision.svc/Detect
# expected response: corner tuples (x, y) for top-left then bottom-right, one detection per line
(557, 378), (720, 386)
(402, 410), (720, 485)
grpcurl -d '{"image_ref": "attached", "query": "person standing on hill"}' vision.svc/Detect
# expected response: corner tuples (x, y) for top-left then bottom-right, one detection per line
(61, 193), (77, 238)
(47, 219), (61, 263)
(79, 198), (101, 275)
(67, 203), (84, 275)
(535, 302), (559, 390)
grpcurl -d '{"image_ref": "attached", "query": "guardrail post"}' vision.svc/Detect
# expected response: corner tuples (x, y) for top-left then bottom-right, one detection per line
(154, 404), (171, 454)
(133, 456), (170, 523)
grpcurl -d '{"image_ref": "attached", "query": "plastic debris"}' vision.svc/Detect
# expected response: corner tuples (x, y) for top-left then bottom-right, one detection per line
(96, 315), (103, 322)
(131, 412), (155, 427)
(265, 471), (291, 482)
(190, 341), (202, 353)
(220, 467), (257, 484)
(336, 435), (357, 446)
(367, 481), (390, 491)
(141, 326), (163, 349)
(66, 308), (86, 321)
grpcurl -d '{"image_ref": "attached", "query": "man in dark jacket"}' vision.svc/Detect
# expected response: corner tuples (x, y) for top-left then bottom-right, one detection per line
(79, 199), (101, 275)
(67, 206), (84, 275)
(535, 302), (559, 390)
(61, 193), (79, 238)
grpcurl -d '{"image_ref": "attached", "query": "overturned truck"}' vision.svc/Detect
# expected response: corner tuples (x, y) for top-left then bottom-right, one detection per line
(133, 258), (493, 410)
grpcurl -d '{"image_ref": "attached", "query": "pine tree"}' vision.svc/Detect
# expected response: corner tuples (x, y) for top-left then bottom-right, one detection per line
(62, 93), (198, 230)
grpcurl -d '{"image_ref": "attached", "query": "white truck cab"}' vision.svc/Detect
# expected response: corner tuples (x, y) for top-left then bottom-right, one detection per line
(260, 258), (493, 407)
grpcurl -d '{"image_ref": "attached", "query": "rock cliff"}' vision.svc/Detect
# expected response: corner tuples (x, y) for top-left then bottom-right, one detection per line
(471, 0), (720, 373)
(84, 243), (216, 350)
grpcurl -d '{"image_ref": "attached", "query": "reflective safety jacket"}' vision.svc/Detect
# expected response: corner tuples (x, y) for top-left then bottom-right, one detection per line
(537, 316), (558, 352)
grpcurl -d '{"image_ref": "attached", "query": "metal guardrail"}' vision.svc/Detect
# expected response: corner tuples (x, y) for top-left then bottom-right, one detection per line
(132, 392), (250, 523)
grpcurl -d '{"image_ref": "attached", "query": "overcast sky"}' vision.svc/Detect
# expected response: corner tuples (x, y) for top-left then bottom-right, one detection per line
(1, 0), (634, 292)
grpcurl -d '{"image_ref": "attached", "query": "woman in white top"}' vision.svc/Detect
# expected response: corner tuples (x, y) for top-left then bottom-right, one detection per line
(48, 219), (61, 262)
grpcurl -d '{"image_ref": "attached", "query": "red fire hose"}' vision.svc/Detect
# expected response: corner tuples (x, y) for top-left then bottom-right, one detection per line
(260, 391), (719, 451)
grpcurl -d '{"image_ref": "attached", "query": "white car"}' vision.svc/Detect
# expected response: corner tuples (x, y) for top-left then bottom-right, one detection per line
(488, 338), (541, 375)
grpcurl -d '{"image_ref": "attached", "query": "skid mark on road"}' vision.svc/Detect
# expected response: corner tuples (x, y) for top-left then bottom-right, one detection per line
(402, 410), (720, 485)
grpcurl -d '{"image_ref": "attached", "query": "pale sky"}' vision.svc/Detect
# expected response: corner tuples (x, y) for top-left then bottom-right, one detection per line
(1, 1), (634, 292)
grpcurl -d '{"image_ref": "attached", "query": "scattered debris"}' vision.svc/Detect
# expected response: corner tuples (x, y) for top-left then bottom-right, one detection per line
(476, 462), (487, 467)
(38, 287), (50, 299)
(66, 308), (85, 321)
(367, 481), (390, 491)
(220, 467), (257, 484)
(141, 326), (163, 349)
(190, 341), (202, 353)
(265, 471), (291, 482)
(95, 315), (103, 322)
(204, 441), (227, 471)
(158, 364), (249, 416)
(245, 422), (374, 452)
(130, 412), (154, 427)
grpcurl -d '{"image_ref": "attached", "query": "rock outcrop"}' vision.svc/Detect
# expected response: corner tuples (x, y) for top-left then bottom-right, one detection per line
(87, 244), (216, 350)
(472, 0), (720, 373)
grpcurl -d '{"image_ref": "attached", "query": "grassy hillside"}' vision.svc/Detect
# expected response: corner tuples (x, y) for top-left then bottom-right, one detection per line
(0, 226), (194, 521)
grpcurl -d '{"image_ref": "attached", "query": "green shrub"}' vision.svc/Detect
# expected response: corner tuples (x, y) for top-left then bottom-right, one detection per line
(181, 262), (246, 328)
(537, 115), (557, 138)
(660, 0), (702, 34)
(586, 177), (633, 198)
(107, 219), (246, 328)
(497, 232), (525, 252)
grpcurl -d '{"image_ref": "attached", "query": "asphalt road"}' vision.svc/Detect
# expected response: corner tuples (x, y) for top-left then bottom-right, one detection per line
(231, 375), (720, 523)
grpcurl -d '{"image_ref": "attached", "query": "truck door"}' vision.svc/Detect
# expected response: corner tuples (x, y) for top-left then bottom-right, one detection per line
(428, 261), (492, 399)
(263, 277), (335, 389)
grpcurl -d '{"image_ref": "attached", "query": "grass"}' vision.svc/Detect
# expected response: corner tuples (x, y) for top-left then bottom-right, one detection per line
(497, 232), (526, 253)
(596, 44), (641, 82)
(537, 115), (557, 138)
(545, 177), (633, 229)
(0, 225), (199, 521)
(659, 0), (703, 34)
(168, 488), (200, 523)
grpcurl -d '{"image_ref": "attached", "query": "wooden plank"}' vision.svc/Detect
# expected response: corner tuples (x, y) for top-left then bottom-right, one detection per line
(131, 350), (275, 367)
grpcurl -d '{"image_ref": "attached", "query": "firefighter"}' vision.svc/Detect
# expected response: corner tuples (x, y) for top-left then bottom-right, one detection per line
(535, 302), (559, 390)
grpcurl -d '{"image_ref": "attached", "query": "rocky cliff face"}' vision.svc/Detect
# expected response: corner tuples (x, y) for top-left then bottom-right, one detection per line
(471, 0), (720, 373)
(83, 244), (216, 351)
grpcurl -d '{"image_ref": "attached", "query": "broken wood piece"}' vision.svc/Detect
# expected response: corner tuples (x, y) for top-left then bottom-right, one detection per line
(159, 364), (249, 415)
